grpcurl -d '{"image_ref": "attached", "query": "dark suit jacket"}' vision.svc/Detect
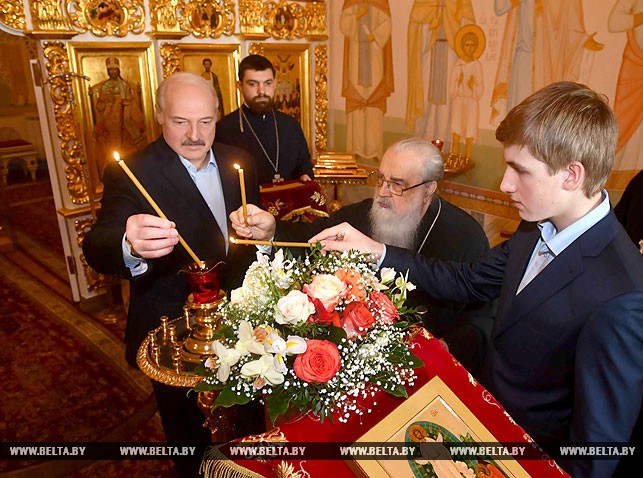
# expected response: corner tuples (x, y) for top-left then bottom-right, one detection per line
(383, 213), (643, 478)
(83, 136), (260, 365)
(277, 196), (495, 373)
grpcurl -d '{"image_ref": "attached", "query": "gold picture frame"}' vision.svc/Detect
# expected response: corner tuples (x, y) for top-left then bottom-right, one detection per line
(349, 376), (531, 478)
(249, 42), (311, 150)
(160, 43), (241, 121)
(67, 42), (158, 196)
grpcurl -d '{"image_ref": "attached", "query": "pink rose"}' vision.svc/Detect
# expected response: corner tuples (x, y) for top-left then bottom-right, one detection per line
(341, 301), (375, 339)
(368, 291), (400, 324)
(293, 340), (341, 383)
(303, 274), (347, 312)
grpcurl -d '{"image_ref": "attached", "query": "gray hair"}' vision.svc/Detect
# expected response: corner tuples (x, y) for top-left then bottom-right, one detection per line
(156, 72), (219, 116)
(387, 137), (444, 183)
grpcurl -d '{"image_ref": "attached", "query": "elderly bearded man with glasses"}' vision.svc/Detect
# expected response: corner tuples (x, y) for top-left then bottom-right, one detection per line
(230, 136), (495, 375)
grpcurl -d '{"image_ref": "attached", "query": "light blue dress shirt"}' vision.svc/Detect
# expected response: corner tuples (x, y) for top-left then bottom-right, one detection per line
(517, 191), (611, 293)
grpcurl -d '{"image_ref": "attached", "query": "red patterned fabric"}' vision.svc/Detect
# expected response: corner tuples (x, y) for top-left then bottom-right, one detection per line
(210, 327), (569, 477)
(259, 179), (328, 222)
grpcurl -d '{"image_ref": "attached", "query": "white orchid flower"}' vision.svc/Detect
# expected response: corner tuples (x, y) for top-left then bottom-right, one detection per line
(234, 320), (266, 356)
(240, 354), (284, 388)
(212, 341), (241, 383)
(380, 267), (397, 284)
(255, 251), (270, 264)
(264, 331), (307, 373)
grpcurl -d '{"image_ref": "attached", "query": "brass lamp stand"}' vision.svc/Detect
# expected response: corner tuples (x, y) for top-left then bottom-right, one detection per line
(136, 261), (236, 442)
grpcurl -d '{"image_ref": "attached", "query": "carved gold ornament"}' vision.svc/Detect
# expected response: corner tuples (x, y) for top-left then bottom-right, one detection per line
(178, 0), (235, 39)
(150, 0), (181, 33)
(0, 0), (26, 30)
(30, 0), (72, 32)
(305, 0), (327, 40)
(76, 217), (104, 292)
(238, 0), (268, 39)
(43, 41), (91, 206)
(264, 1), (306, 40)
(67, 0), (145, 37)
(159, 42), (181, 78)
(314, 44), (328, 152)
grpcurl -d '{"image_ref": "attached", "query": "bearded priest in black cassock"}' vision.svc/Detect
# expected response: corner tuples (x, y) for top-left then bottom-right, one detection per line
(216, 54), (314, 185)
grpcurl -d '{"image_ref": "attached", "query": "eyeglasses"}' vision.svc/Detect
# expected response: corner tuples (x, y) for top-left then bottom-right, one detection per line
(367, 171), (433, 196)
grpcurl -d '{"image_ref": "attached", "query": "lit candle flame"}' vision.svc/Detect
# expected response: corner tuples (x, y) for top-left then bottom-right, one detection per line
(234, 163), (240, 170)
(113, 151), (121, 162)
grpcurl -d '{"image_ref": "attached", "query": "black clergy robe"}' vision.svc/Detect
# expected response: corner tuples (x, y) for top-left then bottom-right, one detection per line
(216, 105), (314, 184)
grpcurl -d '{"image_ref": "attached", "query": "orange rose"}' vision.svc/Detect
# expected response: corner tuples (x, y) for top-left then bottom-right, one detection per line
(341, 301), (375, 339)
(335, 268), (366, 301)
(293, 340), (341, 383)
(368, 291), (399, 324)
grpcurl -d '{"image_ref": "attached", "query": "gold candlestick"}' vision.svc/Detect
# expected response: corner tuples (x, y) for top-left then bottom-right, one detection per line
(230, 237), (313, 248)
(234, 163), (248, 223)
(113, 151), (204, 267)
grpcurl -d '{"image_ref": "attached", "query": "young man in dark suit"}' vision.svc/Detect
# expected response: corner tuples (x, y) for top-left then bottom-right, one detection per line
(83, 72), (261, 477)
(304, 82), (643, 478)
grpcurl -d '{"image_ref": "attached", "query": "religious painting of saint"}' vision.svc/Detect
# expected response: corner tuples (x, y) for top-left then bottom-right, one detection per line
(350, 376), (530, 478)
(252, 43), (311, 149)
(87, 0), (125, 30)
(170, 43), (241, 120)
(89, 56), (147, 177)
(68, 43), (158, 194)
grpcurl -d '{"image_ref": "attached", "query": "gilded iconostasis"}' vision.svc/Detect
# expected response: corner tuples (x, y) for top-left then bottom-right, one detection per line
(0, 0), (640, 301)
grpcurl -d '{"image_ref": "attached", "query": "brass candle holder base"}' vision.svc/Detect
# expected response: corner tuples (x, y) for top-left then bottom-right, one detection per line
(181, 291), (227, 363)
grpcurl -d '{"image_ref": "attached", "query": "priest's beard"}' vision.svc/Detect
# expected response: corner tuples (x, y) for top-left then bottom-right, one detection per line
(247, 94), (274, 114)
(369, 197), (424, 249)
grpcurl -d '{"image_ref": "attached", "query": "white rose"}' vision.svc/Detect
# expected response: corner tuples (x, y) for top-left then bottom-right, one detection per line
(275, 290), (315, 325)
(229, 287), (245, 304)
(303, 274), (347, 312)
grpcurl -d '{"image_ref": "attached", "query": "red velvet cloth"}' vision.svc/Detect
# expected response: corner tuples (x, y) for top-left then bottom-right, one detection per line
(259, 179), (328, 222)
(212, 328), (569, 477)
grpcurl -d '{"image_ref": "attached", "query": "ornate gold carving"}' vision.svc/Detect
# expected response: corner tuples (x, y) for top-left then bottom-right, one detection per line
(75, 216), (104, 292)
(264, 1), (306, 40)
(150, 0), (180, 32)
(0, 0), (26, 31)
(314, 44), (328, 152)
(43, 41), (90, 206)
(178, 0), (235, 39)
(67, 0), (145, 37)
(248, 42), (263, 56)
(238, 0), (268, 39)
(305, 0), (327, 40)
(30, 0), (72, 32)
(159, 42), (181, 78)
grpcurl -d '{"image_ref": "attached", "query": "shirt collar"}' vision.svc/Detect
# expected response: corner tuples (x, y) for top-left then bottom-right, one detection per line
(178, 150), (217, 174)
(537, 190), (610, 256)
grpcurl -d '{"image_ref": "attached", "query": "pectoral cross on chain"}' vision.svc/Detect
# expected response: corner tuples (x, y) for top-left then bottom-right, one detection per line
(273, 173), (284, 183)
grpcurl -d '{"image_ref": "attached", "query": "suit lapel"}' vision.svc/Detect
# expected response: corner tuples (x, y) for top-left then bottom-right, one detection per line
(494, 213), (619, 337)
(152, 139), (226, 256)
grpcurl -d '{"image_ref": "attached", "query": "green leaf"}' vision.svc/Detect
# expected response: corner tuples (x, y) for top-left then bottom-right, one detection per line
(407, 352), (424, 369)
(326, 325), (347, 345)
(388, 384), (409, 398)
(214, 387), (253, 408)
(266, 396), (292, 426)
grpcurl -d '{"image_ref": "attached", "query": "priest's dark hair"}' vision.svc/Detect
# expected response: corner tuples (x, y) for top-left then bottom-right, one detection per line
(238, 54), (276, 82)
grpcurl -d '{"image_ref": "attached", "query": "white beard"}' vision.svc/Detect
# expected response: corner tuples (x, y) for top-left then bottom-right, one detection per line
(369, 197), (424, 249)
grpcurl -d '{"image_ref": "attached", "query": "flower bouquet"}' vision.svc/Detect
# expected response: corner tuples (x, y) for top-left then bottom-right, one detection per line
(193, 246), (424, 425)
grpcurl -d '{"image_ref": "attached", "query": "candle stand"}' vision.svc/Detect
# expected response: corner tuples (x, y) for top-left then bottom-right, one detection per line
(136, 261), (236, 441)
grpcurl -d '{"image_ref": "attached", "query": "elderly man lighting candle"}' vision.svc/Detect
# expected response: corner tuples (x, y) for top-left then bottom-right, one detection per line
(83, 72), (262, 478)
